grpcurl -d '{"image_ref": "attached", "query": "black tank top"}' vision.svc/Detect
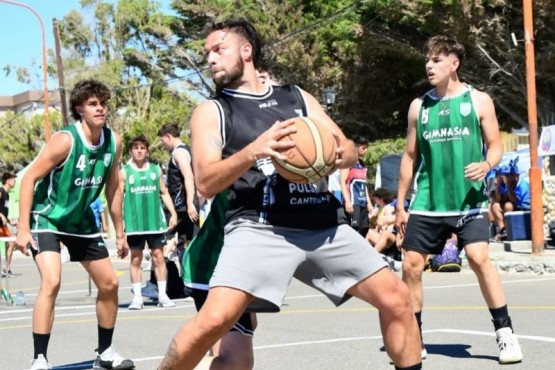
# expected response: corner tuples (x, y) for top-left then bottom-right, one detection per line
(0, 188), (8, 218)
(213, 85), (347, 229)
(166, 144), (192, 212)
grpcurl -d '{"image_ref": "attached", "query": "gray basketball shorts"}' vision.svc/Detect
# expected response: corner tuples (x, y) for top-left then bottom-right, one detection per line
(210, 219), (388, 313)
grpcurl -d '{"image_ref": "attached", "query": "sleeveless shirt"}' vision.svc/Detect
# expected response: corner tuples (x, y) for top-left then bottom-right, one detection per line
(346, 160), (368, 206)
(123, 161), (167, 234)
(183, 191), (228, 289)
(213, 85), (346, 229)
(0, 188), (9, 218)
(31, 122), (116, 236)
(166, 144), (192, 213)
(410, 85), (488, 215)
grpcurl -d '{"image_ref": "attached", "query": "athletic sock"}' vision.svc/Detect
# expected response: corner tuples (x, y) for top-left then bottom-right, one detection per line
(97, 326), (114, 354)
(132, 283), (142, 298)
(157, 280), (167, 298)
(395, 363), (422, 370)
(33, 332), (51, 360)
(489, 304), (513, 331)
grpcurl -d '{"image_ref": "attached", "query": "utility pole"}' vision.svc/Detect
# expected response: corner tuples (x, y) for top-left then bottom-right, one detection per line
(522, 0), (544, 254)
(53, 18), (69, 126)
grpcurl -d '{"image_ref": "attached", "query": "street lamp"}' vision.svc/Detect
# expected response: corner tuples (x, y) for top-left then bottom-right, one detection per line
(320, 87), (337, 115)
(0, 0), (51, 142)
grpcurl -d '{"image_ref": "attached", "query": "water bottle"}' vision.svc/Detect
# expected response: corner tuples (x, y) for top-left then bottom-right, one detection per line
(15, 291), (25, 306)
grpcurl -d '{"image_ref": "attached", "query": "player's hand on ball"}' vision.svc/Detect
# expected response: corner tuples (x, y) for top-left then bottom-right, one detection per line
(250, 119), (297, 161)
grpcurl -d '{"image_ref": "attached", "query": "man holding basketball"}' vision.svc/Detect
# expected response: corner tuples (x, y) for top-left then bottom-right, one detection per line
(159, 18), (421, 370)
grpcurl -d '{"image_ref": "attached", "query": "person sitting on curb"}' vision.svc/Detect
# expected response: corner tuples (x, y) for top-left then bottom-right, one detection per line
(490, 164), (530, 240)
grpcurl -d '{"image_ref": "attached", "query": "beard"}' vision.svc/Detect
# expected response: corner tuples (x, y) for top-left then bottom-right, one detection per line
(213, 57), (244, 88)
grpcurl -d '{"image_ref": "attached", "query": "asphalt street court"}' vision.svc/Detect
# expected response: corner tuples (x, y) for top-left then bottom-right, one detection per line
(1, 254), (554, 370)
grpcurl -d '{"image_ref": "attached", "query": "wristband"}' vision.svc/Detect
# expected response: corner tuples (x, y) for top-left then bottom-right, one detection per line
(484, 160), (492, 171)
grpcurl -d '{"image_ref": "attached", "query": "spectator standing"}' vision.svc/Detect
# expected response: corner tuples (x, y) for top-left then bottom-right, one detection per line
(340, 136), (373, 237)
(1, 172), (18, 277)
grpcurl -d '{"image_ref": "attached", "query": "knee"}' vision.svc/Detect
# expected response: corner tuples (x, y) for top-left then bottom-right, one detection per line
(197, 309), (236, 337)
(151, 249), (166, 266)
(378, 278), (412, 315)
(41, 274), (61, 296)
(98, 275), (119, 295)
(402, 258), (424, 283)
(467, 253), (491, 273)
(130, 252), (143, 266)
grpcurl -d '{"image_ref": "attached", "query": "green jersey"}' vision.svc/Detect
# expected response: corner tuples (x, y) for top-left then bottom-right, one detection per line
(123, 161), (167, 234)
(182, 192), (228, 289)
(31, 122), (116, 236)
(410, 85), (488, 216)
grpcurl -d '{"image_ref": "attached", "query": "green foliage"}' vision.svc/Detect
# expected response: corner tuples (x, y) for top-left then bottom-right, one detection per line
(4, 0), (555, 174)
(0, 111), (63, 171)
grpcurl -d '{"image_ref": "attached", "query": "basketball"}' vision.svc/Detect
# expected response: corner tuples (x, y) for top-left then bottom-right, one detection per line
(272, 116), (337, 184)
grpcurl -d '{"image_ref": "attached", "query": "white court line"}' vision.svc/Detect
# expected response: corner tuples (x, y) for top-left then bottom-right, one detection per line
(424, 276), (555, 290)
(431, 328), (555, 343)
(0, 301), (196, 323)
(128, 328), (555, 364)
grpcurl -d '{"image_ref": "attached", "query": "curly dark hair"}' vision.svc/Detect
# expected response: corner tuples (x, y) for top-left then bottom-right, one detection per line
(69, 79), (111, 121)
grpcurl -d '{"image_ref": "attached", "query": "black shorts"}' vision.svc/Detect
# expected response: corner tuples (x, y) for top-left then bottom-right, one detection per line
(349, 205), (369, 232)
(402, 212), (489, 255)
(127, 233), (167, 250)
(166, 212), (198, 244)
(31, 232), (109, 261)
(191, 288), (254, 336)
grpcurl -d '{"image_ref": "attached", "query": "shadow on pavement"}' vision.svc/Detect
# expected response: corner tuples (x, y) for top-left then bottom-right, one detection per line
(52, 360), (94, 369)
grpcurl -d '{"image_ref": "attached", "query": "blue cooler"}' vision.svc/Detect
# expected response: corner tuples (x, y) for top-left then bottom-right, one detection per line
(504, 211), (531, 240)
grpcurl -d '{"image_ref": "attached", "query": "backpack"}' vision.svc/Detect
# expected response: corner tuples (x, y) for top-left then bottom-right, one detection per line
(149, 257), (187, 299)
(430, 240), (462, 272)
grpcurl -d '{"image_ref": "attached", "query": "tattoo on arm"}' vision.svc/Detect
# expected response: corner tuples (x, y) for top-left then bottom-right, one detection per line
(208, 134), (222, 149)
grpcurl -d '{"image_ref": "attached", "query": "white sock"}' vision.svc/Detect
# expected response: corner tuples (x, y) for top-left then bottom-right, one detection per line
(157, 281), (167, 298)
(132, 283), (142, 298)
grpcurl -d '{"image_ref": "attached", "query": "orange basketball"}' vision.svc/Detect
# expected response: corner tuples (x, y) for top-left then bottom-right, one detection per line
(272, 117), (337, 184)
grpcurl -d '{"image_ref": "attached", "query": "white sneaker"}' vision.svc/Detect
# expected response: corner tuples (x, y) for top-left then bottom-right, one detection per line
(496, 327), (523, 364)
(128, 296), (143, 310)
(30, 354), (52, 370)
(93, 345), (135, 369)
(157, 295), (176, 308)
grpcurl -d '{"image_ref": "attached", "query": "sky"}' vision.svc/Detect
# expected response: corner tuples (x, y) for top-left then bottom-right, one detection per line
(0, 0), (171, 96)
(0, 0), (85, 96)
